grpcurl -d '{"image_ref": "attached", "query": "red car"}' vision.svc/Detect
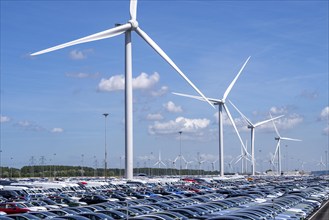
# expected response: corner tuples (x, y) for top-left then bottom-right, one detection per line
(0, 202), (31, 214)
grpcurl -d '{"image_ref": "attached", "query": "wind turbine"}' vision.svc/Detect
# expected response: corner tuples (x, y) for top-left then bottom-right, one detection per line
(317, 157), (325, 171)
(30, 0), (213, 180)
(229, 100), (284, 176)
(226, 158), (235, 173)
(211, 160), (218, 172)
(173, 56), (251, 177)
(271, 114), (301, 175)
(235, 141), (251, 174)
(154, 151), (166, 169)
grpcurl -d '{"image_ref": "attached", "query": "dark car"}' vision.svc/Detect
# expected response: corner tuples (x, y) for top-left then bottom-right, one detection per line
(28, 211), (59, 219)
(50, 216), (89, 220)
(78, 212), (114, 220)
(79, 195), (109, 205)
(96, 210), (128, 219)
(6, 213), (41, 220)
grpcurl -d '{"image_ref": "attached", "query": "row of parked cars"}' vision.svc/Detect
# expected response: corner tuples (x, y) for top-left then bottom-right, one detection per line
(0, 175), (327, 219)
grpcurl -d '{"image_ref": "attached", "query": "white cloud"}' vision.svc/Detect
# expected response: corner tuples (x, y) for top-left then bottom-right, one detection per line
(319, 106), (329, 121)
(69, 49), (88, 60)
(15, 120), (44, 131)
(98, 72), (159, 91)
(151, 86), (169, 97)
(148, 116), (210, 136)
(163, 101), (182, 113)
(98, 75), (125, 91)
(133, 72), (159, 89)
(51, 128), (64, 133)
(270, 106), (289, 114)
(0, 115), (10, 123)
(146, 113), (164, 121)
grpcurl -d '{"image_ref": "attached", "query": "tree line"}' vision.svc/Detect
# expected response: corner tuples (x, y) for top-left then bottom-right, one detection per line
(0, 165), (222, 178)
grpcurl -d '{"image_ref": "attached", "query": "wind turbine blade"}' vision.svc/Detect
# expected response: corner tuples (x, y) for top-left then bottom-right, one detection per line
(161, 161), (167, 167)
(235, 156), (242, 164)
(31, 24), (131, 56)
(130, 0), (138, 20)
(270, 113), (281, 137)
(222, 56), (251, 101)
(228, 99), (253, 126)
(223, 104), (250, 157)
(272, 140), (280, 163)
(254, 115), (284, 127)
(135, 27), (215, 109)
(281, 137), (302, 142)
(172, 92), (221, 104)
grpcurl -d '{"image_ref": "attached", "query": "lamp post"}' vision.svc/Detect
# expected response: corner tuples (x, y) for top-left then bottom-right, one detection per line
(53, 153), (56, 179)
(103, 113), (109, 181)
(285, 145), (288, 173)
(10, 157), (13, 178)
(325, 150), (328, 175)
(179, 131), (182, 177)
(81, 154), (84, 177)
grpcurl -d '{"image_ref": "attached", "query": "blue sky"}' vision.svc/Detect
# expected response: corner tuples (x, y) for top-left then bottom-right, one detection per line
(1, 0), (328, 173)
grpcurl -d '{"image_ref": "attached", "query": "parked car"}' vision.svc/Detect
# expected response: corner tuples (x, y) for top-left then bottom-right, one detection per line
(0, 203), (31, 214)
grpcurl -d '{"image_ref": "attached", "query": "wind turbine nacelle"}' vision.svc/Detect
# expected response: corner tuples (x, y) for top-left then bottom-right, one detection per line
(275, 137), (280, 140)
(247, 125), (253, 129)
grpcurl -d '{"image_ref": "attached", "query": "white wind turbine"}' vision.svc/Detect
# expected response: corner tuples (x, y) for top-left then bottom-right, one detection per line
(211, 160), (218, 172)
(226, 158), (235, 173)
(235, 141), (251, 174)
(30, 0), (213, 180)
(317, 157), (325, 171)
(173, 57), (251, 177)
(229, 100), (284, 176)
(271, 114), (301, 175)
(154, 151), (166, 169)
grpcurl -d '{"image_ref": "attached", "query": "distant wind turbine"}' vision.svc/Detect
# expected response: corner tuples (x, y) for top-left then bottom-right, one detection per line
(229, 100), (284, 176)
(209, 160), (218, 172)
(271, 114), (301, 175)
(154, 151), (166, 169)
(30, 0), (213, 180)
(317, 156), (325, 171)
(173, 57), (251, 177)
(235, 141), (251, 174)
(226, 158), (235, 173)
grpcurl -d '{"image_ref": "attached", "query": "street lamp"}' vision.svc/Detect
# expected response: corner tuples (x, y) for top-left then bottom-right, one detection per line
(179, 131), (182, 177)
(103, 113), (109, 181)
(81, 154), (84, 177)
(10, 157), (13, 178)
(53, 153), (56, 179)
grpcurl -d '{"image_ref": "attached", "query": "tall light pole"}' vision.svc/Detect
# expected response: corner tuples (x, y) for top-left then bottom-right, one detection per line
(81, 154), (84, 177)
(10, 157), (13, 178)
(285, 145), (288, 173)
(53, 153), (56, 179)
(325, 150), (328, 175)
(179, 131), (182, 177)
(103, 113), (109, 181)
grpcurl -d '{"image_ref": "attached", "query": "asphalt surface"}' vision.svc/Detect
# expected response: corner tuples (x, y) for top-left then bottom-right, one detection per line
(308, 199), (329, 220)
